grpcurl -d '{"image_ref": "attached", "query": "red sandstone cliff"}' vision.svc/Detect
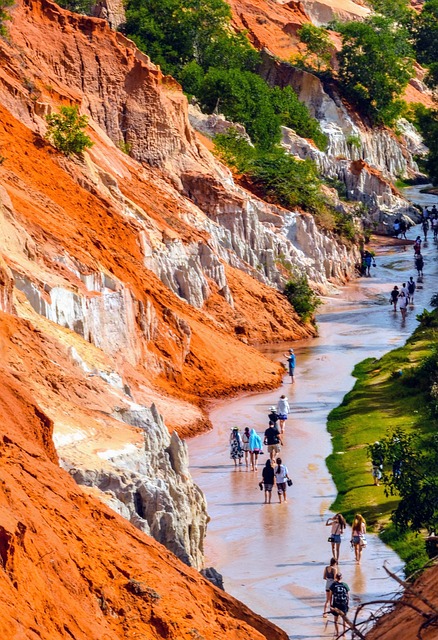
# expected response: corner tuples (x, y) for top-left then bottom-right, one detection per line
(0, 363), (288, 640)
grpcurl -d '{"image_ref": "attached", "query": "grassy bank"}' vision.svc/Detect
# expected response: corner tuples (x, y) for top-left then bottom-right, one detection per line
(326, 311), (438, 575)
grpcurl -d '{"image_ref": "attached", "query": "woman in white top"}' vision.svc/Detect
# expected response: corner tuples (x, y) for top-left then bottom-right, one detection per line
(325, 513), (346, 561)
(274, 457), (290, 503)
(276, 395), (290, 434)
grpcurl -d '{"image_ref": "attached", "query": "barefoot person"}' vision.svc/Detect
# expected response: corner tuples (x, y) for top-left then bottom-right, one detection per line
(248, 428), (263, 472)
(264, 421), (282, 462)
(229, 427), (243, 468)
(398, 290), (408, 320)
(325, 513), (346, 561)
(274, 457), (290, 504)
(284, 348), (296, 383)
(323, 557), (337, 616)
(261, 459), (275, 504)
(276, 395), (290, 434)
(330, 573), (350, 636)
(241, 426), (251, 469)
(390, 286), (399, 312)
(351, 513), (367, 564)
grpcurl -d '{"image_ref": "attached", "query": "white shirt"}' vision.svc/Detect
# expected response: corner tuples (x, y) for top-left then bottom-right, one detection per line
(277, 398), (290, 415)
(275, 464), (288, 483)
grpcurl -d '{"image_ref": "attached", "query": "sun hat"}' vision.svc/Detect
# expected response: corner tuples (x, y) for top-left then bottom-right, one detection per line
(231, 426), (239, 430)
(289, 348), (294, 352)
(269, 406), (276, 411)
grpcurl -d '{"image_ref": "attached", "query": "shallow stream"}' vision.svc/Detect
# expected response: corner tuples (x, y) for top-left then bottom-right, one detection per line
(188, 188), (438, 639)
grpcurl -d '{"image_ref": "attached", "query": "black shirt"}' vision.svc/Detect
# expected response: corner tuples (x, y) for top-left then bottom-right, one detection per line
(264, 426), (280, 445)
(262, 466), (275, 483)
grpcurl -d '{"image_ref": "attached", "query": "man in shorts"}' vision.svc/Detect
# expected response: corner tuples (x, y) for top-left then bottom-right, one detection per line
(284, 348), (296, 383)
(330, 573), (350, 636)
(264, 421), (282, 461)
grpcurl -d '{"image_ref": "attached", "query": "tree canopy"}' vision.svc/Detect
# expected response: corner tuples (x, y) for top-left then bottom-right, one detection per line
(336, 15), (415, 125)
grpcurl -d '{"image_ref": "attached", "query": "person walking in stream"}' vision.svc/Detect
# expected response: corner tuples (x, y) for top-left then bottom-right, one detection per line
(407, 276), (416, 304)
(274, 457), (290, 503)
(248, 428), (263, 472)
(390, 285), (399, 311)
(276, 395), (290, 434)
(284, 348), (296, 383)
(398, 290), (408, 320)
(264, 421), (282, 462)
(229, 427), (243, 467)
(422, 217), (429, 241)
(268, 406), (279, 428)
(260, 459), (275, 504)
(351, 514), (367, 564)
(323, 557), (338, 616)
(325, 513), (346, 561)
(329, 573), (350, 636)
(241, 426), (251, 469)
(415, 252), (424, 278)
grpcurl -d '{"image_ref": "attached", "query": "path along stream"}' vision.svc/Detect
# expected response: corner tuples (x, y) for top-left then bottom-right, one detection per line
(188, 187), (438, 640)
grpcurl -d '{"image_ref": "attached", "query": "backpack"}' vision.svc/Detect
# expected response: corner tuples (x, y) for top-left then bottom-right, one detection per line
(332, 582), (348, 608)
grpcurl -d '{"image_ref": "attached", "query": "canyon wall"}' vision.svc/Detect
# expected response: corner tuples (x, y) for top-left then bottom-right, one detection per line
(0, 0), (360, 577)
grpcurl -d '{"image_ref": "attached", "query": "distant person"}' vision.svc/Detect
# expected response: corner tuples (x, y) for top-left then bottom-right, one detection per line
(276, 395), (290, 433)
(390, 285), (399, 311)
(407, 276), (416, 303)
(261, 459), (275, 504)
(400, 282), (408, 299)
(284, 348), (296, 383)
(364, 250), (372, 276)
(330, 573), (350, 636)
(351, 514), (367, 564)
(414, 236), (422, 255)
(432, 216), (438, 240)
(422, 218), (429, 241)
(268, 406), (279, 427)
(248, 428), (263, 472)
(423, 206), (429, 220)
(326, 513), (346, 561)
(431, 204), (437, 217)
(229, 427), (243, 468)
(415, 253), (424, 278)
(241, 426), (251, 469)
(264, 421), (281, 462)
(399, 218), (407, 239)
(274, 457), (290, 504)
(399, 290), (408, 320)
(392, 218), (400, 237)
(371, 442), (383, 486)
(323, 557), (338, 617)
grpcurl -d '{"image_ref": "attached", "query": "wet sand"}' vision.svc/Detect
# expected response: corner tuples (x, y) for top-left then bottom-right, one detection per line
(188, 222), (438, 639)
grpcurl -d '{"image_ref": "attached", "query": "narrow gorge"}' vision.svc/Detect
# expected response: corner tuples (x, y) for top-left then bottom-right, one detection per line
(0, 0), (436, 637)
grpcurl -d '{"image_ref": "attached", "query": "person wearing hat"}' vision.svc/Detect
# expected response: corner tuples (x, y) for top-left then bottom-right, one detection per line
(268, 406), (279, 427)
(284, 348), (296, 383)
(276, 394), (290, 434)
(229, 427), (243, 468)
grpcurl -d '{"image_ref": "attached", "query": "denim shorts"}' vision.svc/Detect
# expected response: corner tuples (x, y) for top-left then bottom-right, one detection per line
(332, 534), (341, 543)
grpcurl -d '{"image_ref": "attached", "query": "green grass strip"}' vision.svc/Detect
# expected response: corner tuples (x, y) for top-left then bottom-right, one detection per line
(326, 318), (438, 574)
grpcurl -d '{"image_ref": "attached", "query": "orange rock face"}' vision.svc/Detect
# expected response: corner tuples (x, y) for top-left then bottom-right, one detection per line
(0, 362), (288, 640)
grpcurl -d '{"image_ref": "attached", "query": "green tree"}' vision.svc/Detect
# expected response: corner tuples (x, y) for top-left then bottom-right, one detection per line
(200, 68), (281, 149)
(45, 105), (94, 156)
(0, 0), (14, 36)
(413, 0), (438, 88)
(369, 429), (438, 535)
(284, 275), (321, 321)
(270, 86), (327, 150)
(55, 0), (93, 13)
(415, 107), (438, 185)
(337, 15), (415, 125)
(295, 23), (333, 73)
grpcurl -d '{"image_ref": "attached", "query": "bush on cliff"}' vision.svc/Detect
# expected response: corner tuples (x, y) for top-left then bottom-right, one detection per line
(284, 275), (321, 322)
(45, 106), (94, 156)
(0, 0), (13, 35)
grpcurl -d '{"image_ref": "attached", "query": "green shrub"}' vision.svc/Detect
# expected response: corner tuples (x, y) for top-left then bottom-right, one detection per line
(284, 275), (321, 321)
(294, 23), (333, 74)
(55, 0), (93, 13)
(270, 86), (327, 151)
(0, 0), (13, 36)
(45, 106), (93, 156)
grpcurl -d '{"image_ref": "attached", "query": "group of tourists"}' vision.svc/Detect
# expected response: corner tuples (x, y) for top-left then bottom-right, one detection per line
(323, 513), (367, 634)
(420, 205), (438, 242)
(389, 275), (418, 318)
(229, 352), (295, 502)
